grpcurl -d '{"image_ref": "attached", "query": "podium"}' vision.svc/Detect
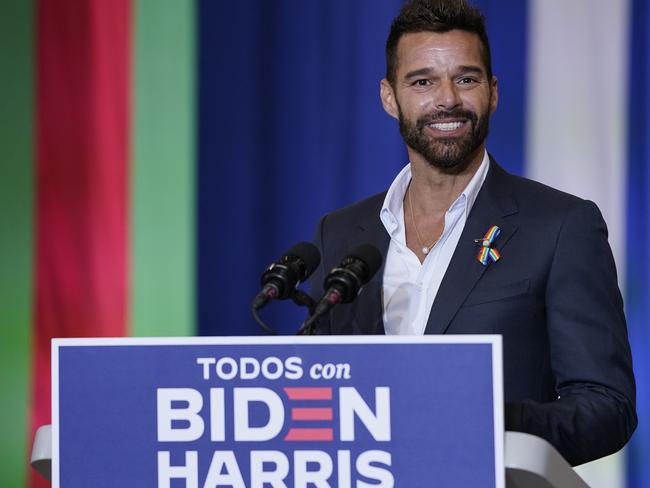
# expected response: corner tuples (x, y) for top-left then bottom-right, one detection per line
(35, 336), (589, 487)
(32, 426), (588, 487)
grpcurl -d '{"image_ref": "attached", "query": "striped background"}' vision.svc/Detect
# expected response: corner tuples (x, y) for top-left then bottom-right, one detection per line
(0, 1), (647, 487)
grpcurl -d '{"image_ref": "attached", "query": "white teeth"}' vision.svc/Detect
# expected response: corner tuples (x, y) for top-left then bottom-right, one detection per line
(429, 121), (463, 131)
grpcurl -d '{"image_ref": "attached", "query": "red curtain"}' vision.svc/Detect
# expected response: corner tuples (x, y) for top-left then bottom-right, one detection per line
(33, 0), (131, 485)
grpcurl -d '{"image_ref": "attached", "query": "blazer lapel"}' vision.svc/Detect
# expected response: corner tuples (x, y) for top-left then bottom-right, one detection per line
(346, 196), (390, 335)
(424, 161), (519, 335)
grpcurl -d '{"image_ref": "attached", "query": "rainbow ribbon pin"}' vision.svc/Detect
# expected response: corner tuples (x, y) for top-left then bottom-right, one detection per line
(476, 225), (501, 265)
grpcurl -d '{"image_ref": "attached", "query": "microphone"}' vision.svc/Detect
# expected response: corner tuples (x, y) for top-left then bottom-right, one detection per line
(252, 242), (321, 311)
(299, 244), (383, 334)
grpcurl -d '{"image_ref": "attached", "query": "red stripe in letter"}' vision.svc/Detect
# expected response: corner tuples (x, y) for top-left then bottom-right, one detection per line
(291, 408), (333, 421)
(285, 428), (334, 441)
(284, 387), (332, 400)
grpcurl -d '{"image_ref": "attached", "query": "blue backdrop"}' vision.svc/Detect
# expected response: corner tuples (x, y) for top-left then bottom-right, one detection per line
(626, 1), (649, 486)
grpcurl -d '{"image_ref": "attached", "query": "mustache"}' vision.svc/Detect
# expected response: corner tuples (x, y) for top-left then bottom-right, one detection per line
(416, 109), (478, 131)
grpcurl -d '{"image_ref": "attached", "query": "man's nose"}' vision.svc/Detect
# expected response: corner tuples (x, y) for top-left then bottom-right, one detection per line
(434, 80), (461, 110)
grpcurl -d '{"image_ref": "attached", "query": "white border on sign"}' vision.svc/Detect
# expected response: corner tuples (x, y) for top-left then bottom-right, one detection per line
(491, 335), (505, 488)
(51, 340), (60, 488)
(52, 334), (501, 346)
(51, 334), (504, 488)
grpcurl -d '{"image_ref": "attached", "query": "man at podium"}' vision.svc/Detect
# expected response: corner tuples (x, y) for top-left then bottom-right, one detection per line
(309, 0), (636, 467)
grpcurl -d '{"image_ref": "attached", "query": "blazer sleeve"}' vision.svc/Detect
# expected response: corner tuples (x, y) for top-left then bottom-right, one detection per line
(505, 200), (637, 466)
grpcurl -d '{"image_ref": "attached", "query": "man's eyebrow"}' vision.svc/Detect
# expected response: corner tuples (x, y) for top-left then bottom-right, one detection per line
(404, 68), (434, 79)
(456, 65), (485, 75)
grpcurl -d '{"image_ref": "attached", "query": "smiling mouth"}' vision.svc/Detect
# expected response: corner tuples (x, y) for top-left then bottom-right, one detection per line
(428, 121), (466, 131)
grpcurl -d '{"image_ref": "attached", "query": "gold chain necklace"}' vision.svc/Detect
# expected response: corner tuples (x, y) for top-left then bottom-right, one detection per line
(407, 182), (440, 255)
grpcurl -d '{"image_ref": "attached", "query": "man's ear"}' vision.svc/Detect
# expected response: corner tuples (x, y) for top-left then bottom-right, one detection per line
(489, 75), (499, 115)
(380, 79), (399, 120)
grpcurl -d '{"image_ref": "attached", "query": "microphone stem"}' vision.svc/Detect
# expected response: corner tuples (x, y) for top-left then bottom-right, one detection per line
(251, 306), (278, 335)
(290, 289), (317, 315)
(297, 289), (342, 335)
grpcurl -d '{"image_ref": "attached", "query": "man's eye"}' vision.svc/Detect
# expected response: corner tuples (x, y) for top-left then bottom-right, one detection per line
(413, 79), (431, 87)
(458, 77), (478, 84)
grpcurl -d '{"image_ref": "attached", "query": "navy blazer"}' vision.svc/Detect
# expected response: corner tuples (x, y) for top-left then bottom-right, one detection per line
(310, 159), (636, 466)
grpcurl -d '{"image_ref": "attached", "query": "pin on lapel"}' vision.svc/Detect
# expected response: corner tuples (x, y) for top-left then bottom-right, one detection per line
(474, 225), (501, 265)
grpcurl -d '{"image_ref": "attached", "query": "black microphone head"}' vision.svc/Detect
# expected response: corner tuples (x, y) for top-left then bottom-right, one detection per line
(323, 244), (383, 303)
(344, 244), (383, 284)
(259, 241), (321, 301)
(282, 241), (321, 279)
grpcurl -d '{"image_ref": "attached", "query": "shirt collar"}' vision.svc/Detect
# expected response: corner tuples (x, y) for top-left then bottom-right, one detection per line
(380, 150), (490, 236)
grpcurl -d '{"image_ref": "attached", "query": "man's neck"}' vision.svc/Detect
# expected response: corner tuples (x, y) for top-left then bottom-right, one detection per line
(407, 146), (485, 214)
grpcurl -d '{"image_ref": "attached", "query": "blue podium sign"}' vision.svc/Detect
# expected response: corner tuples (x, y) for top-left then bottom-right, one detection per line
(52, 336), (504, 488)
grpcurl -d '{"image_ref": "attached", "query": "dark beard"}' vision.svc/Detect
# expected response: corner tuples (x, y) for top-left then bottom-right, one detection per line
(398, 106), (490, 174)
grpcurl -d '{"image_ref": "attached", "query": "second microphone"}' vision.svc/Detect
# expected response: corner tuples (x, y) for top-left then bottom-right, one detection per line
(301, 244), (383, 334)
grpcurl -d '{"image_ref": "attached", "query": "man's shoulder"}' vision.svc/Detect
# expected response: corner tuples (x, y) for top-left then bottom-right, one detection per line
(321, 191), (387, 227)
(490, 161), (590, 213)
(320, 161), (599, 229)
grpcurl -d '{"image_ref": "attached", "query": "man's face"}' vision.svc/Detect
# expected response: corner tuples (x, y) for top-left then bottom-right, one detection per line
(380, 30), (498, 173)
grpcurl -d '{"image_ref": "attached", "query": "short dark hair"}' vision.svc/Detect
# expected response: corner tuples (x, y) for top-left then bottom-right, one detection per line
(385, 0), (492, 85)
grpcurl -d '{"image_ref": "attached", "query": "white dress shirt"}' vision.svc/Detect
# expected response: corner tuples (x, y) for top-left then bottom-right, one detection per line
(379, 151), (490, 335)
